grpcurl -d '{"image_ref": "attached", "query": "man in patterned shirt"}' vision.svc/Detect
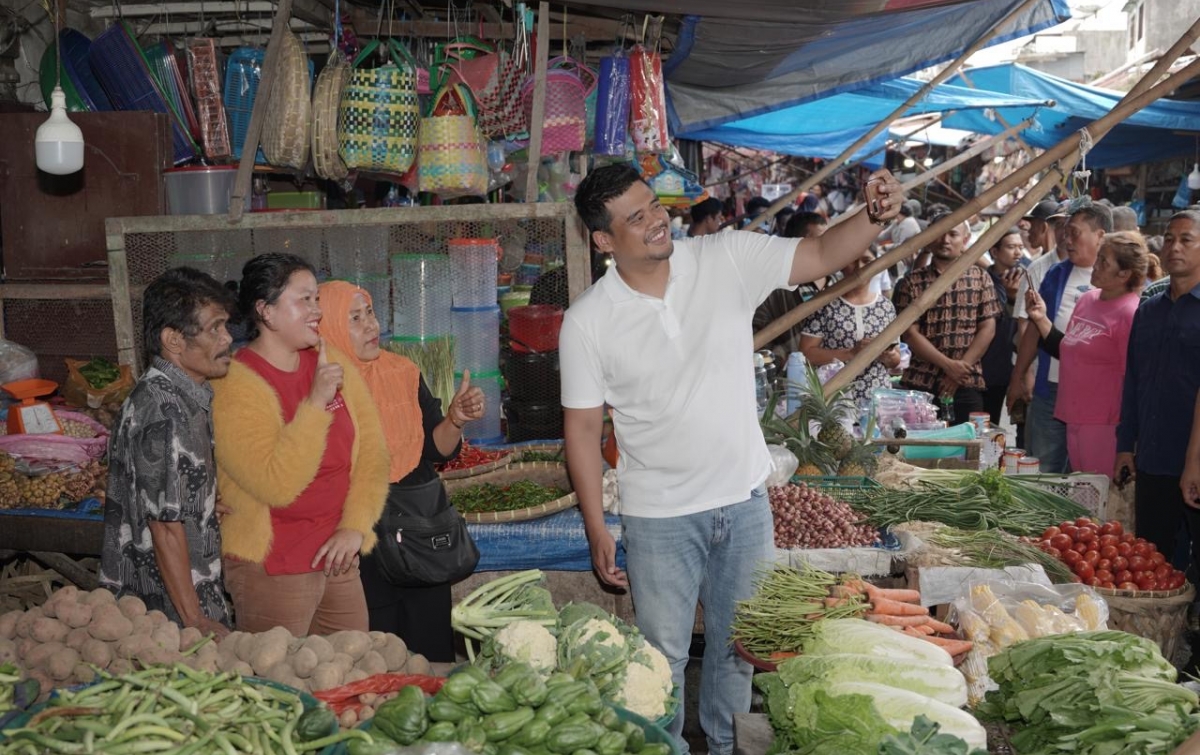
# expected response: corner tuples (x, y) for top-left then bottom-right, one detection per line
(893, 209), (1001, 420)
(99, 268), (236, 638)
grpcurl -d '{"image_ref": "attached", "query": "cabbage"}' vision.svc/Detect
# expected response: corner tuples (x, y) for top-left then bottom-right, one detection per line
(823, 681), (987, 751)
(785, 684), (899, 754)
(777, 653), (968, 708)
(800, 618), (953, 666)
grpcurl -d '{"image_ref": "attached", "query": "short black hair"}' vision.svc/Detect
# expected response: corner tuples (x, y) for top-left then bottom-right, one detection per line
(992, 227), (1022, 247)
(1070, 204), (1113, 233)
(574, 164), (648, 234)
(690, 197), (723, 225)
(745, 196), (771, 214)
(236, 253), (317, 341)
(783, 211), (827, 239)
(142, 267), (236, 359)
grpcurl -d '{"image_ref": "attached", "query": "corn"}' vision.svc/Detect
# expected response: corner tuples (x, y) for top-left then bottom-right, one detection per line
(1074, 593), (1106, 631)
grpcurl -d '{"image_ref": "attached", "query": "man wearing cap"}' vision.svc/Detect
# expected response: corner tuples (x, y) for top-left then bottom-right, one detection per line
(1025, 199), (1060, 258)
(688, 198), (724, 238)
(1008, 202), (1112, 473)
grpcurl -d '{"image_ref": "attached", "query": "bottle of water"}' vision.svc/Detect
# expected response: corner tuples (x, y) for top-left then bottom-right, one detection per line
(754, 353), (769, 414)
(786, 352), (807, 417)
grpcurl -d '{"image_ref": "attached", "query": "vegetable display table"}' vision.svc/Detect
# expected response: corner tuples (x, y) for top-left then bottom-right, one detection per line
(466, 507), (623, 572)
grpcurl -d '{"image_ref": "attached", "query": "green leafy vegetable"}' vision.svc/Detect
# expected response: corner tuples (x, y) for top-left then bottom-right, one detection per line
(451, 480), (567, 514)
(776, 653), (968, 708)
(77, 357), (120, 389)
(878, 716), (988, 755)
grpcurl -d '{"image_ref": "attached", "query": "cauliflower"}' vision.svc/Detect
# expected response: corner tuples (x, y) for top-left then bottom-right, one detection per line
(574, 619), (625, 649)
(558, 618), (629, 694)
(618, 662), (669, 720)
(491, 620), (558, 672)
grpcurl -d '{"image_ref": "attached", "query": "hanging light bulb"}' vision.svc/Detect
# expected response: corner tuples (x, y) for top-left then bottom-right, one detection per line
(923, 157), (934, 168)
(903, 157), (915, 169)
(1189, 164), (1200, 191)
(35, 10), (84, 176)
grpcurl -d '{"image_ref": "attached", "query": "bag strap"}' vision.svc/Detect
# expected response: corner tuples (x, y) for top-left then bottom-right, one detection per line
(548, 55), (597, 95)
(352, 39), (381, 68)
(429, 82), (479, 119)
(388, 39), (419, 71)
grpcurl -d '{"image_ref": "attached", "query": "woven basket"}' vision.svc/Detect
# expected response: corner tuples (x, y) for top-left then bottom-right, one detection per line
(339, 39), (420, 175)
(444, 462), (576, 523)
(438, 452), (514, 481)
(418, 84), (487, 198)
(312, 52), (351, 180)
(262, 31), (312, 169)
(1094, 582), (1194, 660)
(521, 67), (586, 155)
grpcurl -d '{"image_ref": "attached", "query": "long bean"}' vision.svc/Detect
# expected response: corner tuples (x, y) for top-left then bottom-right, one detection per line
(732, 564), (870, 655)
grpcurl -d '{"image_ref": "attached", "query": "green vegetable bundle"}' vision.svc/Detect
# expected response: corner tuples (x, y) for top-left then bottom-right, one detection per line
(731, 565), (869, 656)
(0, 663), (38, 718)
(979, 631), (1200, 754)
(352, 663), (673, 755)
(853, 469), (1089, 535)
(0, 664), (368, 755)
(77, 357), (120, 390)
(451, 480), (568, 514)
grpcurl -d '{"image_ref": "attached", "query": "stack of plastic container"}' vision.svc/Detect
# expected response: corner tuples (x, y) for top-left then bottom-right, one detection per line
(391, 254), (452, 338)
(328, 227), (391, 330)
(449, 238), (503, 444)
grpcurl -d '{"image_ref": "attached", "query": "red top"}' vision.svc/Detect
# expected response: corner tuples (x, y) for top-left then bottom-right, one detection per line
(238, 348), (355, 575)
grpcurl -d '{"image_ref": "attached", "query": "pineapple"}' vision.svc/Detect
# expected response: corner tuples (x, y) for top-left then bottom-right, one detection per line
(837, 442), (879, 478)
(796, 364), (857, 460)
(793, 434), (834, 477)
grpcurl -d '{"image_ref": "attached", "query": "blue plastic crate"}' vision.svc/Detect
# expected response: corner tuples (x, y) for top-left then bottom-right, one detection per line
(225, 46), (314, 165)
(59, 29), (112, 111)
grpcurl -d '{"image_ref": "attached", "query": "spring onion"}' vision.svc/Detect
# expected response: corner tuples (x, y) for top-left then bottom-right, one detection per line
(732, 565), (869, 656)
(922, 526), (1076, 583)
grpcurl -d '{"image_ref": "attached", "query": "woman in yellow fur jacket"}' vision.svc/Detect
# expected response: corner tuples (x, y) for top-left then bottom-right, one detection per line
(212, 253), (389, 636)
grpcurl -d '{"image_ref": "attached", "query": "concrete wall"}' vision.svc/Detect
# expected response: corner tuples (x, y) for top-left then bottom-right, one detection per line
(1144, 0), (1200, 56)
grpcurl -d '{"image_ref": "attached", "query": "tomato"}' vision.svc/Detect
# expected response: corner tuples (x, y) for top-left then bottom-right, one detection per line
(1100, 581), (1115, 589)
(1062, 525), (1079, 540)
(1116, 542), (1133, 557)
(1118, 581), (1138, 590)
(1120, 533), (1136, 544)
(1086, 577), (1102, 587)
(1059, 520), (1075, 530)
(1095, 568), (1113, 583)
(1076, 528), (1097, 544)
(1137, 575), (1158, 591)
(1063, 549), (1083, 565)
(1083, 549), (1100, 566)
(1074, 562), (1095, 580)
(1129, 555), (1148, 572)
(1154, 563), (1173, 580)
(1050, 534), (1072, 551)
(1149, 551), (1166, 567)
(1116, 569), (1134, 583)
(1171, 572), (1189, 589)
(1046, 547), (1062, 559)
(1098, 535), (1119, 549)
(1042, 526), (1062, 540)
(1132, 542), (1150, 557)
(1099, 522), (1119, 536)
(1108, 521), (1124, 536)
(1112, 555), (1129, 572)
(1075, 517), (1094, 528)
(1099, 544), (1118, 560)
(1096, 558), (1112, 572)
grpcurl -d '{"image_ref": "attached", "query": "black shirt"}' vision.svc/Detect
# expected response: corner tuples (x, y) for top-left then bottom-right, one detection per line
(399, 375), (462, 486)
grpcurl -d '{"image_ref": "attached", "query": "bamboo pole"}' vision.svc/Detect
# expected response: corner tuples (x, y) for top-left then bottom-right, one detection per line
(753, 52), (1200, 351)
(524, 2), (551, 202)
(227, 0), (296, 223)
(822, 159), (1070, 398)
(741, 0), (1044, 232)
(826, 117), (1038, 229)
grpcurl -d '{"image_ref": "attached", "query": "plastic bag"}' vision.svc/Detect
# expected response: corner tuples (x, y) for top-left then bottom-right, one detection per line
(312, 674), (444, 715)
(629, 45), (667, 154)
(767, 444), (799, 488)
(0, 409), (110, 464)
(593, 52), (630, 156)
(0, 339), (38, 385)
(63, 358), (134, 410)
(948, 579), (1108, 706)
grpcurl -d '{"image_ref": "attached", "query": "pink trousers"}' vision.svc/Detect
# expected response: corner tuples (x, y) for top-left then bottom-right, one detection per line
(1066, 423), (1117, 478)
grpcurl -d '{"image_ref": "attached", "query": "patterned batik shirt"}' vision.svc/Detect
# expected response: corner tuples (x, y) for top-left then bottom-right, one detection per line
(892, 264), (1002, 393)
(800, 294), (898, 407)
(99, 357), (229, 627)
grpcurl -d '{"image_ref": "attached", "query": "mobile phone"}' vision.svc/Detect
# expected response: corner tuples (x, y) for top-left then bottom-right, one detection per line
(864, 178), (884, 221)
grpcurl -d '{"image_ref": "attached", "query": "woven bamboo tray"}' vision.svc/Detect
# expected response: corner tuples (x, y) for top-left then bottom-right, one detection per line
(445, 462), (576, 523)
(438, 452), (514, 480)
(1093, 582), (1194, 660)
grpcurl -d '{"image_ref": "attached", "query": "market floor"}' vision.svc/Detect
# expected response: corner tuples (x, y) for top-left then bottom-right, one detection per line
(680, 639), (766, 755)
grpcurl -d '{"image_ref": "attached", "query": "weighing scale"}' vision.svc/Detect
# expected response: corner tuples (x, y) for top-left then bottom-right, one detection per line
(3, 379), (63, 435)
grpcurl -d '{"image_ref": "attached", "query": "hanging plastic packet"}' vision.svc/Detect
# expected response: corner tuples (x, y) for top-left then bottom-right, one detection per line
(629, 43), (667, 154)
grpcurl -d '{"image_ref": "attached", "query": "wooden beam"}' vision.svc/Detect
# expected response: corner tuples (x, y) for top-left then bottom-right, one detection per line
(525, 2), (551, 202)
(338, 7), (617, 41)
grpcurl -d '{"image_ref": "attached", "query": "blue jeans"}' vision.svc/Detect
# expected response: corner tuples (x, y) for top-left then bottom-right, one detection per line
(1027, 383), (1070, 473)
(621, 490), (774, 755)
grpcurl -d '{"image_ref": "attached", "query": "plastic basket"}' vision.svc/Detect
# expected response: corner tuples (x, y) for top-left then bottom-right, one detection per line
(59, 29), (113, 111)
(391, 254), (452, 337)
(224, 46), (268, 164)
(145, 40), (200, 142)
(451, 305), (500, 374)
(458, 369), (502, 444)
(88, 22), (198, 164)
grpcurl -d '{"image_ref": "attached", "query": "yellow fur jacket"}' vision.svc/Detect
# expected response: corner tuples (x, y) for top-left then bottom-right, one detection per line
(211, 345), (389, 564)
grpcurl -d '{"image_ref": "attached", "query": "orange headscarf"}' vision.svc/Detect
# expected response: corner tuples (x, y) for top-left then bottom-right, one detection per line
(318, 280), (424, 482)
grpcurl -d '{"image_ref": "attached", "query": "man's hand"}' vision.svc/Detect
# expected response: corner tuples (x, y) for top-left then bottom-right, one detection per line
(939, 376), (960, 398)
(941, 359), (973, 386)
(1025, 289), (1049, 325)
(867, 169), (905, 223)
(1183, 460), (1200, 509)
(1001, 267), (1023, 300)
(587, 527), (627, 588)
(1005, 379), (1031, 413)
(189, 615), (231, 640)
(1114, 453), (1137, 488)
(311, 528), (364, 576)
(215, 494), (231, 523)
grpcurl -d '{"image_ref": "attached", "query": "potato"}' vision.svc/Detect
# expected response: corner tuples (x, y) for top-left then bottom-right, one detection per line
(404, 653), (431, 676)
(26, 641), (65, 669)
(228, 660), (254, 676)
(0, 637), (15, 664)
(265, 660), (298, 685)
(65, 627), (91, 651)
(381, 635), (408, 672)
(144, 609), (169, 627)
(27, 669), (52, 699)
(81, 589), (116, 607)
(135, 643), (177, 667)
(338, 709), (358, 728)
(360, 692), (379, 706)
(30, 617), (69, 644)
(330, 652), (355, 675)
(369, 631), (387, 650)
(130, 615), (154, 635)
(290, 647), (319, 679)
(150, 622), (180, 653)
(249, 626), (293, 676)
(59, 602), (94, 630)
(17, 637), (37, 662)
(116, 595), (147, 620)
(300, 635), (334, 664)
(329, 631), (371, 661)
(309, 662), (344, 691)
(15, 607), (43, 639)
(115, 633), (151, 660)
(235, 632), (258, 663)
(0, 610), (18, 640)
(80, 638), (113, 669)
(71, 662), (98, 685)
(359, 706), (375, 722)
(344, 668), (368, 684)
(178, 626), (203, 653)
(46, 647), (81, 681)
(108, 658), (134, 676)
(357, 650), (387, 677)
(197, 642), (219, 663)
(287, 637), (305, 654)
(52, 585), (80, 606)
(194, 654), (220, 674)
(88, 604), (133, 642)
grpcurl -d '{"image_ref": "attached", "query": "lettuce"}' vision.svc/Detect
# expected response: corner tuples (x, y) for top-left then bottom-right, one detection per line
(786, 684), (898, 753)
(777, 653), (968, 708)
(823, 682), (988, 751)
(800, 619), (953, 666)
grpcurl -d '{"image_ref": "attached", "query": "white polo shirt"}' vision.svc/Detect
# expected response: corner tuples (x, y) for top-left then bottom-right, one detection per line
(560, 232), (797, 518)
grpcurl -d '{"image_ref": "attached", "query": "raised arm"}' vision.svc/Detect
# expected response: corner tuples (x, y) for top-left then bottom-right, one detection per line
(790, 170), (903, 286)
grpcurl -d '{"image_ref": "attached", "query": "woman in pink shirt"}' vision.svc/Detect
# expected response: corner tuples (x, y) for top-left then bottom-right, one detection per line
(1026, 231), (1148, 475)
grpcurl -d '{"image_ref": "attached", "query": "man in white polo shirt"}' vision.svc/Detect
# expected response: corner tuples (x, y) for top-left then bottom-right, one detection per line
(560, 165), (902, 755)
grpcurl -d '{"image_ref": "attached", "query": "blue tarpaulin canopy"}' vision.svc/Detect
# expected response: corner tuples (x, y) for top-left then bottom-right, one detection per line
(946, 63), (1200, 167)
(677, 78), (1051, 168)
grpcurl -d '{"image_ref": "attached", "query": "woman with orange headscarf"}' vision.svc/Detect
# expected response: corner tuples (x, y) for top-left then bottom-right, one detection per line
(318, 280), (484, 661)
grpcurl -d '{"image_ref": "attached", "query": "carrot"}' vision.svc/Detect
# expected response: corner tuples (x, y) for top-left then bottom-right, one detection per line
(870, 597), (930, 616)
(912, 633), (974, 656)
(825, 597), (859, 608)
(769, 651), (799, 661)
(865, 613), (931, 628)
(830, 584), (860, 599)
(926, 618), (956, 635)
(913, 624), (936, 635)
(845, 580), (923, 604)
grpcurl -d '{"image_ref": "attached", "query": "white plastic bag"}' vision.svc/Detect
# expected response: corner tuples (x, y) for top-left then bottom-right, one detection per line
(766, 444), (798, 488)
(0, 339), (38, 384)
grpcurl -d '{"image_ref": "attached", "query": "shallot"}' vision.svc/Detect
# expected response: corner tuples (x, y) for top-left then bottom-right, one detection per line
(769, 483), (879, 549)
